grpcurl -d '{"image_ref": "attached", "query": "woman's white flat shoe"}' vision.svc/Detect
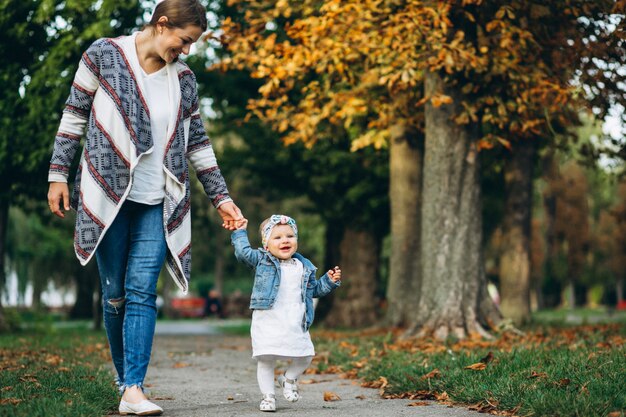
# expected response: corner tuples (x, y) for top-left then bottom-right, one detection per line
(119, 399), (163, 416)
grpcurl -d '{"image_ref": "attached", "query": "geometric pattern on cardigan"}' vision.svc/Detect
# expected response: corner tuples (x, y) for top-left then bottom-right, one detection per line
(48, 35), (231, 293)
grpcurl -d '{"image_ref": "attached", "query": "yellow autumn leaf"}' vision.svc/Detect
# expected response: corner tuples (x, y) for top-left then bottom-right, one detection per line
(431, 94), (453, 107)
(465, 362), (487, 371)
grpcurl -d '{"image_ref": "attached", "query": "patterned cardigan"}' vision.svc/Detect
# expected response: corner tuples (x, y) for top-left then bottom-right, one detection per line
(48, 34), (232, 293)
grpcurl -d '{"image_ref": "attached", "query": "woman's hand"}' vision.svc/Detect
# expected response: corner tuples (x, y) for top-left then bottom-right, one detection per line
(48, 182), (70, 218)
(234, 218), (248, 230)
(327, 266), (342, 283)
(217, 201), (245, 230)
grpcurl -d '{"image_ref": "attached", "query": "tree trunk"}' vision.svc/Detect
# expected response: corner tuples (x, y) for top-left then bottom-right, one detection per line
(0, 199), (8, 332)
(323, 227), (380, 328)
(69, 262), (98, 319)
(315, 219), (343, 322)
(407, 71), (499, 339)
(161, 270), (174, 319)
(385, 124), (422, 327)
(31, 273), (44, 311)
(93, 285), (102, 330)
(530, 279), (543, 311)
(214, 226), (225, 296)
(499, 140), (535, 324)
(617, 278), (624, 305)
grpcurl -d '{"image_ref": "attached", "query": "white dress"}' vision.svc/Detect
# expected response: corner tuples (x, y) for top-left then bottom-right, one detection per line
(251, 258), (315, 358)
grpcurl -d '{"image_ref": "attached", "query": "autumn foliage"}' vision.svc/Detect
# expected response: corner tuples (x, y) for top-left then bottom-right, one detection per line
(214, 0), (621, 151)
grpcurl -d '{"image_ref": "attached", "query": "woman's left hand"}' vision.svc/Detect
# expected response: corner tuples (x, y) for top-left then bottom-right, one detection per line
(217, 201), (245, 230)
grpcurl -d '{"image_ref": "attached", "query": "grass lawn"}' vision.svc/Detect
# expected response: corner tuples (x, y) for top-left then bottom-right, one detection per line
(312, 323), (626, 417)
(0, 328), (117, 417)
(1, 314), (623, 417)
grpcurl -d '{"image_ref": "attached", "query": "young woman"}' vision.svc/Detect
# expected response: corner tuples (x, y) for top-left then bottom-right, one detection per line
(46, 1), (244, 414)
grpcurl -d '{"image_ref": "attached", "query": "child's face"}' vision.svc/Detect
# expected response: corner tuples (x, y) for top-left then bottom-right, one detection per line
(266, 224), (298, 260)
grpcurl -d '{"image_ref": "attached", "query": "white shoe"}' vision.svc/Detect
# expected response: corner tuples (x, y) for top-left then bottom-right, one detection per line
(277, 374), (300, 402)
(259, 393), (276, 412)
(119, 399), (163, 416)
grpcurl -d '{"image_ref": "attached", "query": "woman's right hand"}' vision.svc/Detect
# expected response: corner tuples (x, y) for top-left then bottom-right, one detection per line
(47, 182), (70, 218)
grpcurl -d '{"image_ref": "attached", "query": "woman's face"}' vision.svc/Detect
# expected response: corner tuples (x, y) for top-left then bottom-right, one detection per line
(157, 23), (203, 63)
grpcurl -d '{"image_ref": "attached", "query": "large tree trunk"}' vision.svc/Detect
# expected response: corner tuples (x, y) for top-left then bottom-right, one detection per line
(0, 199), (9, 332)
(385, 124), (423, 327)
(499, 140), (535, 324)
(323, 227), (380, 328)
(407, 71), (499, 339)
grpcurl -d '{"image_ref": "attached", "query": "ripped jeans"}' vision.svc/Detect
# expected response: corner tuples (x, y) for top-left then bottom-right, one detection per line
(95, 201), (167, 392)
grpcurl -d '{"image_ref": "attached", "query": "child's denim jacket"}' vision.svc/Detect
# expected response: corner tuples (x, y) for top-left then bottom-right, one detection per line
(231, 229), (340, 331)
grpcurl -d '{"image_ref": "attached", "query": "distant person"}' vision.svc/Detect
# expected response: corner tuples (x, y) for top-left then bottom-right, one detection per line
(204, 288), (224, 318)
(46, 0), (244, 415)
(231, 214), (342, 412)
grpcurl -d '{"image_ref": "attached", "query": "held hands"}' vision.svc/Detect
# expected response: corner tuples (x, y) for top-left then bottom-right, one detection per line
(234, 218), (248, 230)
(327, 266), (342, 283)
(48, 182), (70, 218)
(217, 201), (247, 230)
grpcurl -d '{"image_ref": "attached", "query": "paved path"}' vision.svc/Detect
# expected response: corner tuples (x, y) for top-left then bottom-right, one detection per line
(112, 320), (480, 417)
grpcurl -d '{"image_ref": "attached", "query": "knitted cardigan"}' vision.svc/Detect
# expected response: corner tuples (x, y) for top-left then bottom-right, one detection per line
(48, 34), (232, 293)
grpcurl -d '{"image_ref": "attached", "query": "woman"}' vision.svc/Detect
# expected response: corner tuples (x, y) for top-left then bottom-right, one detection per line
(47, 0), (243, 414)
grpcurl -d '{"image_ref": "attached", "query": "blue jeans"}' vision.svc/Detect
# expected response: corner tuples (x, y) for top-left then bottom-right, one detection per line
(95, 201), (167, 391)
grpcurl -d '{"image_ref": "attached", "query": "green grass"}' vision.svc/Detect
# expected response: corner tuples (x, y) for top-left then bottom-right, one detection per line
(531, 307), (626, 325)
(215, 320), (251, 336)
(0, 329), (117, 417)
(313, 325), (626, 417)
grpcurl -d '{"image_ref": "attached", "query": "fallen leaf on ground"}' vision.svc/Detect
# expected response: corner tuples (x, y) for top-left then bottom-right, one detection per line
(421, 369), (441, 379)
(408, 401), (429, 406)
(529, 371), (548, 378)
(435, 391), (449, 401)
(0, 398), (22, 405)
(300, 378), (332, 384)
(323, 391), (341, 401)
(355, 395), (366, 400)
(465, 362), (487, 371)
(173, 362), (190, 368)
(556, 378), (571, 387)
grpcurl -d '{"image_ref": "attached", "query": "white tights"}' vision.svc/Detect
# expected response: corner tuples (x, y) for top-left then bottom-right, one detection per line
(256, 355), (313, 395)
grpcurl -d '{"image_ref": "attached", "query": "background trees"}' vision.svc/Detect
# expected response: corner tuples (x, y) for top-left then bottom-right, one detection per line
(213, 0), (624, 336)
(0, 0), (624, 334)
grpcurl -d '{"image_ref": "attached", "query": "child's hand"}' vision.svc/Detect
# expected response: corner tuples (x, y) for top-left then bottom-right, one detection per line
(327, 266), (341, 282)
(235, 218), (248, 230)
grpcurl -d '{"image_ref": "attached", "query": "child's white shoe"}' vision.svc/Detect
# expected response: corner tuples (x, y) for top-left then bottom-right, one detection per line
(277, 374), (300, 402)
(259, 393), (276, 412)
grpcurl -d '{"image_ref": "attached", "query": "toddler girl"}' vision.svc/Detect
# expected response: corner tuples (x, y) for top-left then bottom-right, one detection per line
(231, 214), (342, 412)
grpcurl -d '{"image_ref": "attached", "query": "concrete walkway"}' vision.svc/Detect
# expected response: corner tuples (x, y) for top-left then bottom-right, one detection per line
(109, 320), (481, 417)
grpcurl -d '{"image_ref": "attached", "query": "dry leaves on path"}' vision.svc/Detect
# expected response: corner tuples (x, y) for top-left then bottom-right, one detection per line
(323, 391), (342, 401)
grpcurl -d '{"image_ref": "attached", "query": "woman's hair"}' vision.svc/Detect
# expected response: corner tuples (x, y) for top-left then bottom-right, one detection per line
(148, 0), (207, 32)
